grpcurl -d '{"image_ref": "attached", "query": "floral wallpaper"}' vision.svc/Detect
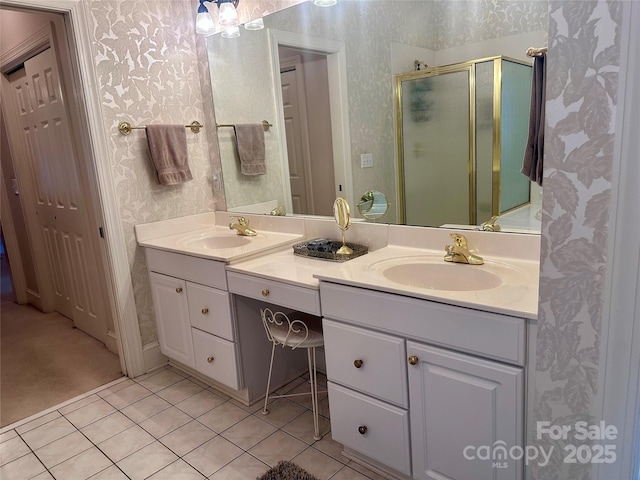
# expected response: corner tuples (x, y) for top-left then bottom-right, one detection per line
(532, 1), (621, 478)
(87, 0), (218, 345)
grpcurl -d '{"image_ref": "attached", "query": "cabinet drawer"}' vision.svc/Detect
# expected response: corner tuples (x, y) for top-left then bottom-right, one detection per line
(227, 271), (320, 315)
(191, 328), (241, 390)
(328, 382), (411, 476)
(145, 248), (227, 290)
(323, 320), (407, 407)
(321, 282), (526, 366)
(187, 282), (234, 341)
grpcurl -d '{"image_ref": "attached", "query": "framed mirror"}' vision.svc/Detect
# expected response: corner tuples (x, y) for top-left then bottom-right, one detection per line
(206, 0), (547, 233)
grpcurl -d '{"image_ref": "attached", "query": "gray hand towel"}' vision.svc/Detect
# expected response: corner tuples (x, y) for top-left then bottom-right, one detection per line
(146, 124), (193, 185)
(234, 124), (266, 175)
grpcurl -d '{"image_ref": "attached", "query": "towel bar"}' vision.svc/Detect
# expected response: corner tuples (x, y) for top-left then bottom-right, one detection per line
(118, 120), (203, 136)
(216, 120), (272, 132)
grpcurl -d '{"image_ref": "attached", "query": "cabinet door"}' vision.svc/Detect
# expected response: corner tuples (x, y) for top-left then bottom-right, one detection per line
(187, 282), (234, 341)
(408, 341), (523, 480)
(150, 272), (195, 368)
(192, 328), (241, 390)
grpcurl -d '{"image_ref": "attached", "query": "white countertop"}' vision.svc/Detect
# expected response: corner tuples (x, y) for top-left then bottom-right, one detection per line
(134, 212), (305, 263)
(313, 245), (539, 319)
(226, 249), (336, 289)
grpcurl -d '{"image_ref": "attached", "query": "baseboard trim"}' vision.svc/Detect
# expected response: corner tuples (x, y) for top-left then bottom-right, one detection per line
(26, 289), (42, 310)
(105, 329), (118, 355)
(142, 342), (167, 374)
(341, 447), (410, 480)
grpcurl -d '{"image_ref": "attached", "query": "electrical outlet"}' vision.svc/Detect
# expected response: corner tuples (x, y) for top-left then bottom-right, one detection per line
(361, 153), (374, 168)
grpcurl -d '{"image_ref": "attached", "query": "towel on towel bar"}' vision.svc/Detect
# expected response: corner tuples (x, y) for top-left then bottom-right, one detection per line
(146, 124), (193, 185)
(234, 124), (266, 175)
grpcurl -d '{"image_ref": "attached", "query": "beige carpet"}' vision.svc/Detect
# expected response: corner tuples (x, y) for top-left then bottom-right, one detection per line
(1, 258), (123, 427)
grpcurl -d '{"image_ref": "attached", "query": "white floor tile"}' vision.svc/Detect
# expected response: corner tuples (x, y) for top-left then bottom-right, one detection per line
(34, 431), (93, 469)
(80, 411), (134, 444)
(159, 420), (216, 457)
(209, 452), (269, 480)
(15, 412), (62, 436)
(98, 424), (155, 463)
(293, 446), (343, 480)
(139, 406), (192, 438)
(87, 464), (129, 479)
(58, 394), (101, 416)
(220, 415), (277, 450)
(0, 452), (46, 480)
(49, 447), (112, 480)
(120, 394), (171, 424)
(182, 436), (243, 477)
(136, 369), (185, 393)
(103, 384), (152, 410)
(21, 417), (77, 450)
(248, 430), (308, 467)
(174, 390), (226, 418)
(282, 410), (331, 444)
(195, 402), (250, 433)
(156, 379), (204, 405)
(64, 399), (116, 429)
(258, 398), (307, 428)
(116, 441), (178, 480)
(147, 458), (206, 479)
(0, 435), (30, 466)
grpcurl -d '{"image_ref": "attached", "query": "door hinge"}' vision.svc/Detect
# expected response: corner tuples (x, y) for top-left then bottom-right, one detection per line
(99, 226), (105, 238)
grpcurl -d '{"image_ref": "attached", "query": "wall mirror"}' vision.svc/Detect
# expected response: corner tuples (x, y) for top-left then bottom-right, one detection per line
(206, 0), (547, 233)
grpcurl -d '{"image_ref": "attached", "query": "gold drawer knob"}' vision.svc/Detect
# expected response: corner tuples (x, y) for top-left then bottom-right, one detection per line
(353, 359), (363, 369)
(261, 289), (270, 297)
(358, 425), (367, 435)
(207, 356), (214, 363)
(202, 308), (209, 315)
(175, 287), (183, 294)
(408, 355), (419, 366)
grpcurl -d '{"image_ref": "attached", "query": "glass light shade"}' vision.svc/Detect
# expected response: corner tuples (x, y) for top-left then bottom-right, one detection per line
(195, 11), (216, 34)
(221, 25), (241, 38)
(314, 0), (337, 6)
(218, 2), (239, 27)
(244, 18), (264, 30)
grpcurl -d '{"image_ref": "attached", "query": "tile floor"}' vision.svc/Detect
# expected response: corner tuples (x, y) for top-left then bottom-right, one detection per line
(0, 366), (387, 480)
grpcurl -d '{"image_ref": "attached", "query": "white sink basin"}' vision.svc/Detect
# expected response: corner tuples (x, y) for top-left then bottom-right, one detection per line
(368, 255), (526, 292)
(177, 232), (259, 250)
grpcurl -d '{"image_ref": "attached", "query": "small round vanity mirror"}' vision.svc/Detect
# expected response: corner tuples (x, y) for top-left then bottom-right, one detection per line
(357, 190), (388, 221)
(333, 197), (353, 255)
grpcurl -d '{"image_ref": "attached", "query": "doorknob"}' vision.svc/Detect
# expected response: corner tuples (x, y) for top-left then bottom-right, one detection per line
(408, 355), (419, 365)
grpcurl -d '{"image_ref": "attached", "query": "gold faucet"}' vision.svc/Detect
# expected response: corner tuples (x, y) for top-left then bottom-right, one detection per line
(229, 216), (257, 236)
(269, 206), (286, 216)
(481, 215), (501, 232)
(444, 233), (484, 265)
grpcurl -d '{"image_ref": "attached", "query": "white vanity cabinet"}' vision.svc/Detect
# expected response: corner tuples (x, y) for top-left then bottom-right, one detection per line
(320, 281), (525, 480)
(146, 249), (240, 390)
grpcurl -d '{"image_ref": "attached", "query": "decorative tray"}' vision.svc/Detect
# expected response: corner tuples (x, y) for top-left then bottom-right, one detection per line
(292, 240), (368, 262)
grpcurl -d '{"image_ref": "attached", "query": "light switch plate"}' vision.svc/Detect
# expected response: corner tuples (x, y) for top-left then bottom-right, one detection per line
(361, 153), (373, 168)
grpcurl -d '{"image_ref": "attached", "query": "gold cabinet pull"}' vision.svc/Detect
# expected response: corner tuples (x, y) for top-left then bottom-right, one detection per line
(201, 308), (209, 315)
(261, 289), (270, 297)
(408, 355), (419, 366)
(175, 287), (183, 294)
(353, 359), (363, 369)
(358, 425), (367, 435)
(207, 356), (214, 363)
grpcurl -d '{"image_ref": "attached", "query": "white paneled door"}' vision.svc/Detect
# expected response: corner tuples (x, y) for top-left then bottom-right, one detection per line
(6, 47), (107, 343)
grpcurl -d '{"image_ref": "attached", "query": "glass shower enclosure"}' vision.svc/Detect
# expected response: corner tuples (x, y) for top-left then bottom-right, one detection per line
(395, 56), (532, 228)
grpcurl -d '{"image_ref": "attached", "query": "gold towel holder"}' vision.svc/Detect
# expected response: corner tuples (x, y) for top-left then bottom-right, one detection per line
(526, 47), (547, 57)
(118, 120), (203, 136)
(216, 120), (272, 132)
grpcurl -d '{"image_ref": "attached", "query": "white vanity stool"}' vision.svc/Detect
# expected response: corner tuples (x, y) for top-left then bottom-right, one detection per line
(260, 308), (324, 440)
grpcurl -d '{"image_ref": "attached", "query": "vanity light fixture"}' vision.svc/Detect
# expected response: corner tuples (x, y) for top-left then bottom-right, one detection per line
(244, 18), (264, 30)
(195, 0), (240, 35)
(221, 25), (241, 38)
(314, 0), (337, 6)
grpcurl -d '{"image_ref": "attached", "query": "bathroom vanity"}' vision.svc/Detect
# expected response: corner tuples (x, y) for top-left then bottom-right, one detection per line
(135, 212), (539, 480)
